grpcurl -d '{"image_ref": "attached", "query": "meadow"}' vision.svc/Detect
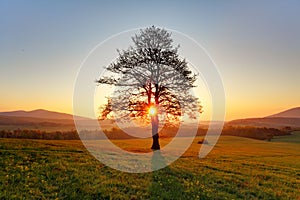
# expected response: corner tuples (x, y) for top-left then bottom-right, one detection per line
(272, 131), (300, 143)
(0, 133), (299, 199)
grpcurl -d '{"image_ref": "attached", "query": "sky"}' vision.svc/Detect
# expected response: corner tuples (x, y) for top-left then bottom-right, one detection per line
(0, 0), (299, 121)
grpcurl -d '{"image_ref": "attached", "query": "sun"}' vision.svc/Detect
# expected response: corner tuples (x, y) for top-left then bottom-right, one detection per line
(148, 106), (157, 116)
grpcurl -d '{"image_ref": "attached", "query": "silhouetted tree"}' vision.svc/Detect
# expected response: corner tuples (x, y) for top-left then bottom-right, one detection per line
(97, 26), (201, 150)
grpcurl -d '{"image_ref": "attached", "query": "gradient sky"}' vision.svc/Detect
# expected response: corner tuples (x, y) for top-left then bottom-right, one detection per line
(1, 0), (299, 121)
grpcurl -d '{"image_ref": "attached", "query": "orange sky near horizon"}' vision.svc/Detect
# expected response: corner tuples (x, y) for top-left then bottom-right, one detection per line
(0, 84), (298, 122)
(1, 99), (298, 122)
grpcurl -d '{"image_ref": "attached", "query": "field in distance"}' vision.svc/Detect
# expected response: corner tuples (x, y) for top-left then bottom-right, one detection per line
(1, 134), (299, 199)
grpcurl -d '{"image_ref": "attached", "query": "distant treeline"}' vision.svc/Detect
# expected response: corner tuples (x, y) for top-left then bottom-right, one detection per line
(160, 126), (291, 140)
(221, 126), (291, 140)
(0, 129), (79, 140)
(0, 126), (292, 140)
(0, 128), (136, 140)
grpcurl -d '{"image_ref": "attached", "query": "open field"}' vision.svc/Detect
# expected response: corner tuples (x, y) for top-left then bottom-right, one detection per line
(271, 131), (300, 144)
(0, 136), (299, 199)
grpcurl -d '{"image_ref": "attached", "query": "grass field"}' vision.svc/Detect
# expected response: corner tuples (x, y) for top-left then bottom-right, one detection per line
(271, 131), (300, 143)
(0, 135), (299, 199)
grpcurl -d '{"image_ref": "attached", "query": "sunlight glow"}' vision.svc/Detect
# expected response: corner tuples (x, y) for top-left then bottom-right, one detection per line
(149, 106), (157, 116)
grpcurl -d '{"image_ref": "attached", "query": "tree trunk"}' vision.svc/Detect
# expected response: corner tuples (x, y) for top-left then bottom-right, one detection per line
(151, 114), (160, 150)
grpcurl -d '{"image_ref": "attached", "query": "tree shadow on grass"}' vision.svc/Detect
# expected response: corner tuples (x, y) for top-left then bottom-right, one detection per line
(149, 151), (186, 199)
(148, 151), (212, 200)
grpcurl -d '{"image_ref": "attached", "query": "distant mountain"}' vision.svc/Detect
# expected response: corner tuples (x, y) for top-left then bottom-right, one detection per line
(266, 107), (300, 118)
(227, 117), (300, 128)
(0, 109), (116, 131)
(0, 109), (90, 120)
(227, 107), (300, 128)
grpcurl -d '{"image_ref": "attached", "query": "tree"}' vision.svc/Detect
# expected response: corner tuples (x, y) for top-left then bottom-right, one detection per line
(97, 26), (201, 150)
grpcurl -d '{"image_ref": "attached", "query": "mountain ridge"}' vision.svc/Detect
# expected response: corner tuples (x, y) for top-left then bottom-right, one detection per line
(227, 107), (300, 128)
(266, 107), (300, 118)
(0, 109), (90, 120)
(1, 107), (299, 129)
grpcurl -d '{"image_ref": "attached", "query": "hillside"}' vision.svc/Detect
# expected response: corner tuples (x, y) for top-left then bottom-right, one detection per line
(0, 109), (89, 120)
(0, 109), (116, 131)
(267, 107), (300, 118)
(227, 107), (300, 128)
(1, 136), (299, 199)
(1, 107), (300, 132)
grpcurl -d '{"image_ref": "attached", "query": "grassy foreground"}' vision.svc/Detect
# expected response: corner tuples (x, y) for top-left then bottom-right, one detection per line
(0, 134), (299, 199)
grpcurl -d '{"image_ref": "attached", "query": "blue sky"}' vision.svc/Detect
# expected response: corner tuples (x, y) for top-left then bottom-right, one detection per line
(0, 0), (299, 120)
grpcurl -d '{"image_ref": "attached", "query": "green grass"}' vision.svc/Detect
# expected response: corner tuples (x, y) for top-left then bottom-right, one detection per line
(0, 136), (299, 199)
(271, 131), (300, 143)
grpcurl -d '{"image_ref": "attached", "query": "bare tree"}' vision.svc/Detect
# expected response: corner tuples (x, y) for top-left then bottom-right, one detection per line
(97, 26), (201, 150)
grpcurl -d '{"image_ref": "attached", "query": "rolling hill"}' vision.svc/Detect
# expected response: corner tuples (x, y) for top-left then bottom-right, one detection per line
(227, 107), (300, 128)
(266, 107), (300, 118)
(0, 109), (114, 131)
(0, 109), (89, 120)
(1, 107), (300, 132)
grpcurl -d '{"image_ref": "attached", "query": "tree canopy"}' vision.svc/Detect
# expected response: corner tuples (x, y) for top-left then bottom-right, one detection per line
(97, 26), (201, 125)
